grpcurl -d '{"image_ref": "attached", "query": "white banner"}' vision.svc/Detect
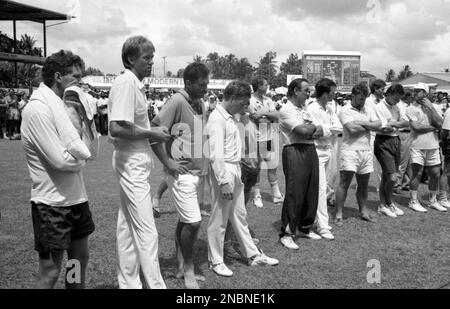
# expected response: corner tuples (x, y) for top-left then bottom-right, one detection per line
(286, 75), (303, 86)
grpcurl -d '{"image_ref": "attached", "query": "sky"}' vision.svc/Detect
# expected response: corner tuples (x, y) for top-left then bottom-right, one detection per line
(1, 0), (450, 79)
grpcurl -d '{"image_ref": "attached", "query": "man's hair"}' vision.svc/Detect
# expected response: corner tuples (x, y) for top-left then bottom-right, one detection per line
(183, 62), (210, 84)
(42, 50), (85, 88)
(121, 36), (154, 70)
(352, 83), (369, 97)
(370, 79), (387, 94)
(403, 92), (413, 100)
(287, 78), (309, 98)
(385, 83), (405, 96)
(315, 78), (337, 98)
(251, 76), (267, 93)
(223, 80), (252, 101)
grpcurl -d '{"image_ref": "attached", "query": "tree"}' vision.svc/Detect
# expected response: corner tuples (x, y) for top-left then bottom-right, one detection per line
(397, 65), (414, 81)
(445, 68), (450, 73)
(255, 51), (278, 85)
(272, 53), (304, 87)
(193, 55), (205, 64)
(167, 71), (173, 77)
(177, 69), (185, 78)
(84, 67), (104, 76)
(385, 69), (396, 82)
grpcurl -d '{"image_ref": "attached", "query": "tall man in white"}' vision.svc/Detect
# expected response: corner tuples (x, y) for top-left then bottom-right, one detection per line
(109, 36), (170, 289)
(207, 81), (279, 277)
(307, 78), (343, 240)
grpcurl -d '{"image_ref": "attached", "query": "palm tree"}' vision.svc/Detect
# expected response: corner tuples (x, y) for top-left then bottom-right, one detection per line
(18, 34), (37, 55)
(385, 69), (396, 82)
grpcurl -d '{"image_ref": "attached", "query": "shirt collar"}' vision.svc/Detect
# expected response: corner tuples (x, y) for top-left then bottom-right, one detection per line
(286, 99), (304, 111)
(216, 103), (233, 120)
(124, 69), (145, 90)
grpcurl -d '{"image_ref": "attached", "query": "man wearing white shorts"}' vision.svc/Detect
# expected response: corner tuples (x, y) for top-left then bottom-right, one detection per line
(335, 84), (382, 226)
(109, 36), (170, 289)
(406, 83), (446, 212)
(151, 62), (210, 289)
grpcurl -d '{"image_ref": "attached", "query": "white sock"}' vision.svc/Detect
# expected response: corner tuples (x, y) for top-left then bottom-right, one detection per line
(438, 191), (448, 201)
(411, 191), (418, 201)
(430, 191), (438, 202)
(271, 182), (281, 197)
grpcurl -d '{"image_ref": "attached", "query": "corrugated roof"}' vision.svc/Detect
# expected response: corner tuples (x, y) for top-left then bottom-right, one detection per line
(302, 50), (361, 57)
(0, 0), (72, 23)
(422, 73), (450, 83)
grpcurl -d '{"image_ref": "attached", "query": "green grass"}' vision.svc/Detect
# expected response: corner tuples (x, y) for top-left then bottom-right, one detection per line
(0, 136), (449, 289)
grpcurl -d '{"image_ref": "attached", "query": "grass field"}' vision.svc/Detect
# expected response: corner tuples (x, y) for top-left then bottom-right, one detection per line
(0, 136), (449, 289)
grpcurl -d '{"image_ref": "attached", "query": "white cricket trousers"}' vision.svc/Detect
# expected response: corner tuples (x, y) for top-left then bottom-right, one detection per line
(315, 147), (332, 233)
(207, 163), (259, 265)
(112, 150), (166, 289)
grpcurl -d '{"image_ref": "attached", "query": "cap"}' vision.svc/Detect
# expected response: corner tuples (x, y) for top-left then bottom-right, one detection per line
(414, 82), (429, 93)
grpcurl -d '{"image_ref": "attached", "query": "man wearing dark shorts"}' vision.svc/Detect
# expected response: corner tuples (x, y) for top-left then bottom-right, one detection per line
(374, 84), (409, 218)
(21, 51), (95, 289)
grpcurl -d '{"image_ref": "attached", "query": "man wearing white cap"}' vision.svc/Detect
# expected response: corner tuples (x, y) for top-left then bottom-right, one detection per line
(406, 83), (446, 212)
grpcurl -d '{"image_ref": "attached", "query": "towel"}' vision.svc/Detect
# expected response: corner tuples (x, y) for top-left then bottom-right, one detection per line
(30, 83), (92, 160)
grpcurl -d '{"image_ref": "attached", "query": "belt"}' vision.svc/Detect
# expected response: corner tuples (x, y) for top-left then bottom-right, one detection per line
(399, 130), (411, 133)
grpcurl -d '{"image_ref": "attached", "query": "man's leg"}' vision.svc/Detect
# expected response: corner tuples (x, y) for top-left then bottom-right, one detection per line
(427, 165), (441, 202)
(383, 172), (398, 206)
(410, 163), (425, 201)
(334, 171), (355, 223)
(175, 221), (202, 289)
(36, 250), (65, 289)
(314, 148), (332, 236)
(66, 237), (89, 289)
(355, 173), (373, 220)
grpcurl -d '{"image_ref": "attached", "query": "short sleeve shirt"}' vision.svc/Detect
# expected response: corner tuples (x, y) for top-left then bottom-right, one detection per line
(340, 103), (378, 151)
(406, 102), (441, 150)
(152, 89), (209, 176)
(108, 70), (151, 152)
(279, 101), (314, 146)
(249, 95), (277, 142)
(375, 99), (408, 137)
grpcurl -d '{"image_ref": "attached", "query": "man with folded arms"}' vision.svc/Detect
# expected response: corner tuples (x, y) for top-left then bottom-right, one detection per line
(207, 80), (279, 277)
(335, 84), (382, 226)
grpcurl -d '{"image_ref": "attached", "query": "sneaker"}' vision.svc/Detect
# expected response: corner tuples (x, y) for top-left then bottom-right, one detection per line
(429, 200), (448, 212)
(319, 231), (335, 241)
(378, 204), (397, 218)
(389, 203), (404, 216)
(438, 199), (450, 209)
(408, 200), (427, 213)
(211, 263), (233, 277)
(280, 236), (299, 250)
(273, 194), (284, 204)
(249, 250), (279, 266)
(253, 195), (263, 208)
(297, 231), (322, 240)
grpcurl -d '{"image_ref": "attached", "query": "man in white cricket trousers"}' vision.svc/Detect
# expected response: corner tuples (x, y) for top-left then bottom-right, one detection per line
(206, 81), (279, 278)
(307, 78), (343, 240)
(109, 36), (171, 289)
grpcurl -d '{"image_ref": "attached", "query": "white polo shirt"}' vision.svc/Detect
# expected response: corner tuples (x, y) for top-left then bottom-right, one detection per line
(108, 70), (151, 152)
(279, 100), (315, 146)
(340, 103), (378, 152)
(307, 100), (343, 148)
(249, 95), (277, 142)
(375, 99), (408, 137)
(406, 102), (441, 150)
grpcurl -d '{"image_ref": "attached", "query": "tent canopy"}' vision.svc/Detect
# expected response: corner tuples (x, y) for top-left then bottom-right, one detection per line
(0, 0), (72, 23)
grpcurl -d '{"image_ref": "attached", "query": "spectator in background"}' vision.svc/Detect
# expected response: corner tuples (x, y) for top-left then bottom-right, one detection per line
(7, 93), (20, 139)
(0, 93), (7, 138)
(97, 93), (109, 136)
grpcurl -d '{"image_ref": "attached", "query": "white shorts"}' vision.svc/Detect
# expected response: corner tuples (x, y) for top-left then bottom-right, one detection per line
(410, 149), (441, 167)
(340, 150), (374, 175)
(167, 174), (202, 224)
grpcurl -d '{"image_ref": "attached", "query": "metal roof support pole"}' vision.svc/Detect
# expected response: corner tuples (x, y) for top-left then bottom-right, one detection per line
(13, 15), (18, 86)
(43, 20), (47, 57)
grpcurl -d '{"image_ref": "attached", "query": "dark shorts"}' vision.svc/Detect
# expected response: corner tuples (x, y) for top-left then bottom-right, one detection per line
(442, 141), (450, 163)
(374, 135), (401, 175)
(32, 202), (95, 259)
(241, 163), (260, 194)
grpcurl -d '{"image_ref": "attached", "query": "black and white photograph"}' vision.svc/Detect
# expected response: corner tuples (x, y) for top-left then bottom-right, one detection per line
(0, 0), (449, 292)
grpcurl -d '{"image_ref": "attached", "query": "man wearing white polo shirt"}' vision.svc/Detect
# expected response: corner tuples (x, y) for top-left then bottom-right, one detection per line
(307, 78), (343, 240)
(335, 84), (382, 226)
(374, 84), (409, 218)
(109, 36), (170, 289)
(406, 83), (446, 212)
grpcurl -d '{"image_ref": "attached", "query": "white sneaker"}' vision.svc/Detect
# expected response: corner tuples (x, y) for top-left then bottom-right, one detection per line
(408, 200), (428, 213)
(253, 195), (263, 208)
(438, 199), (450, 209)
(280, 236), (299, 250)
(211, 263), (233, 277)
(273, 194), (284, 204)
(319, 231), (335, 241)
(389, 203), (404, 216)
(297, 231), (322, 240)
(249, 250), (279, 266)
(378, 204), (397, 218)
(429, 200), (448, 212)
